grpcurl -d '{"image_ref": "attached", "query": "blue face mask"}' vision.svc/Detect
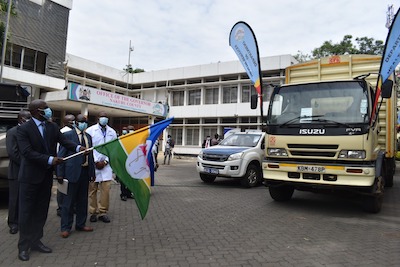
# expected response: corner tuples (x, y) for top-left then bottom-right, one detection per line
(39, 107), (52, 120)
(77, 122), (88, 131)
(99, 117), (108, 126)
(122, 130), (128, 135)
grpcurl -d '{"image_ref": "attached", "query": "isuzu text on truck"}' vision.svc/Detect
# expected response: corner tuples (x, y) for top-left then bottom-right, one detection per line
(260, 55), (397, 213)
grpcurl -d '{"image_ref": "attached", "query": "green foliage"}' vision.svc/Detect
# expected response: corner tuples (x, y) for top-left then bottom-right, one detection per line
(0, 0), (17, 50)
(294, 35), (384, 63)
(124, 64), (145, 73)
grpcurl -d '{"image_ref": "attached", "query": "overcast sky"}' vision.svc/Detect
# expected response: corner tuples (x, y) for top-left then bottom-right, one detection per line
(66, 0), (396, 72)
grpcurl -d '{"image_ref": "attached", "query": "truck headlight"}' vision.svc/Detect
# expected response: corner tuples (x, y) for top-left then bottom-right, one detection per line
(338, 150), (366, 159)
(227, 152), (244, 161)
(198, 151), (203, 159)
(267, 148), (288, 157)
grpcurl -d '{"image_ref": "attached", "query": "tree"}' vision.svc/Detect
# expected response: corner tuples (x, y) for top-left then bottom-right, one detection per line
(294, 35), (384, 62)
(124, 64), (144, 73)
(0, 0), (17, 51)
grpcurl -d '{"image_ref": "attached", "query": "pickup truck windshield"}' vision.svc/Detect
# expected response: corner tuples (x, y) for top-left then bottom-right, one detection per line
(219, 134), (262, 147)
(267, 81), (369, 125)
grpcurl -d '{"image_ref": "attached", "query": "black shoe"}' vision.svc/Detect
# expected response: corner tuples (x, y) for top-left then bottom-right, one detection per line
(98, 215), (111, 223)
(127, 194), (134, 199)
(31, 242), (52, 253)
(89, 214), (97, 222)
(9, 226), (18, 234)
(18, 250), (29, 261)
(121, 195), (127, 201)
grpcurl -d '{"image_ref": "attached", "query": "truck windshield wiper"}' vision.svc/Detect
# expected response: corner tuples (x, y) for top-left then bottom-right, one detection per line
(310, 118), (351, 128)
(280, 115), (323, 127)
(280, 115), (352, 128)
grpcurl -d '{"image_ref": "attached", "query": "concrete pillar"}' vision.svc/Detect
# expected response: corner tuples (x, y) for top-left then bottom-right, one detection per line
(81, 103), (88, 116)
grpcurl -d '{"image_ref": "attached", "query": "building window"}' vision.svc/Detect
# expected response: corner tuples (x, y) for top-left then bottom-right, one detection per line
(11, 45), (22, 68)
(242, 84), (275, 102)
(223, 85), (237, 103)
(36, 51), (46, 74)
(203, 127), (218, 140)
(186, 128), (199, 146)
(23, 48), (35, 71)
(241, 84), (256, 103)
(4, 44), (47, 74)
(170, 128), (183, 145)
(205, 87), (219, 104)
(172, 91), (184, 106)
(262, 83), (276, 102)
(188, 89), (201, 105)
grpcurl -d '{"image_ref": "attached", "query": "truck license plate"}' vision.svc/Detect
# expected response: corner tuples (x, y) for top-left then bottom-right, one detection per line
(297, 165), (326, 173)
(204, 168), (219, 174)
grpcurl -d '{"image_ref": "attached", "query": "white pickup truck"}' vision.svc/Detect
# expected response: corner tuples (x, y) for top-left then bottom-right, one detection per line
(196, 131), (265, 187)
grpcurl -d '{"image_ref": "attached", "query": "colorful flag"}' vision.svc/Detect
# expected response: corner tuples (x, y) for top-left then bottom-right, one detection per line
(229, 21), (262, 96)
(379, 7), (400, 84)
(94, 118), (173, 219)
(371, 7), (400, 124)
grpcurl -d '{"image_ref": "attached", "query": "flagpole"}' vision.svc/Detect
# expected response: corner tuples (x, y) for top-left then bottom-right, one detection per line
(62, 147), (94, 161)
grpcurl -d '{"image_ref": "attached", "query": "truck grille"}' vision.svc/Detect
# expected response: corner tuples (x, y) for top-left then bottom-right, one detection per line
(202, 154), (229, 162)
(287, 144), (338, 158)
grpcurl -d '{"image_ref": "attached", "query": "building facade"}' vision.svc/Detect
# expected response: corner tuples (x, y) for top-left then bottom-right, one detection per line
(63, 54), (297, 155)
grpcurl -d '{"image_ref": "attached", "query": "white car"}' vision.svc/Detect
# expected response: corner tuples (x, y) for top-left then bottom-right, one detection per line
(196, 132), (265, 187)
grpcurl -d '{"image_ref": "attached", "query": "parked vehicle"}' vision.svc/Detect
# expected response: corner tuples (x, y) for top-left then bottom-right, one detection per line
(196, 131), (265, 187)
(259, 55), (397, 212)
(0, 83), (30, 192)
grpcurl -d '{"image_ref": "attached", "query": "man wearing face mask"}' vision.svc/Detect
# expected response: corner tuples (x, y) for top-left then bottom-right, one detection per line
(56, 114), (76, 217)
(86, 111), (117, 223)
(6, 110), (31, 235)
(57, 114), (95, 238)
(16, 99), (86, 261)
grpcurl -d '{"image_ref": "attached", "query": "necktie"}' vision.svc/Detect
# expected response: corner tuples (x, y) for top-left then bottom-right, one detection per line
(80, 132), (88, 165)
(40, 122), (46, 138)
(40, 122), (49, 152)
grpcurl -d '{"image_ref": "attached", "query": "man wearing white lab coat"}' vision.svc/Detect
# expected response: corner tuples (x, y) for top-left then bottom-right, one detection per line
(85, 111), (117, 223)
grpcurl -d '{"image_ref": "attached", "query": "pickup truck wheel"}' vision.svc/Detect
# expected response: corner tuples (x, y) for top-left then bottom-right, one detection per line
(200, 173), (216, 183)
(241, 164), (261, 188)
(269, 186), (294, 201)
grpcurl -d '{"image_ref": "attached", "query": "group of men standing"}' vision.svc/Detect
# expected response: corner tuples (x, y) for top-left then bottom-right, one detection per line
(5, 99), (118, 261)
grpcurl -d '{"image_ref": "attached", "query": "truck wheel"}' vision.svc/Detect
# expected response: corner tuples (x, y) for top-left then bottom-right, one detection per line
(363, 175), (384, 213)
(383, 157), (395, 188)
(269, 186), (294, 201)
(241, 164), (261, 188)
(200, 173), (216, 183)
(362, 194), (383, 213)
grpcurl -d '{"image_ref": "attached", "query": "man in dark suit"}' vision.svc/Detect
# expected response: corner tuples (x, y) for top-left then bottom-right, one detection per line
(57, 114), (95, 238)
(6, 110), (31, 235)
(16, 99), (86, 261)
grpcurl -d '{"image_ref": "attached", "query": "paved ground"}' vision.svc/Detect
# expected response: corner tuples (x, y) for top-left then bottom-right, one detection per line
(0, 156), (400, 266)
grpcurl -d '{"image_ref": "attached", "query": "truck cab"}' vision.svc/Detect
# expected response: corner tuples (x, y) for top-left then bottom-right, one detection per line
(262, 55), (397, 213)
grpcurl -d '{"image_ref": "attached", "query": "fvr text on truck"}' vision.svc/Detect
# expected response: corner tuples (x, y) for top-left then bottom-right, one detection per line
(258, 55), (397, 213)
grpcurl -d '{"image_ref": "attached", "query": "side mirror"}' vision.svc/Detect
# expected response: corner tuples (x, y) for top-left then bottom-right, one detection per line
(381, 80), (393, 99)
(250, 94), (258, 109)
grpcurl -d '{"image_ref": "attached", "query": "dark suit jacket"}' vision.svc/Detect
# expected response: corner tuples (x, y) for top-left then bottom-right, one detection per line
(57, 129), (95, 183)
(17, 119), (78, 184)
(6, 126), (20, 180)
